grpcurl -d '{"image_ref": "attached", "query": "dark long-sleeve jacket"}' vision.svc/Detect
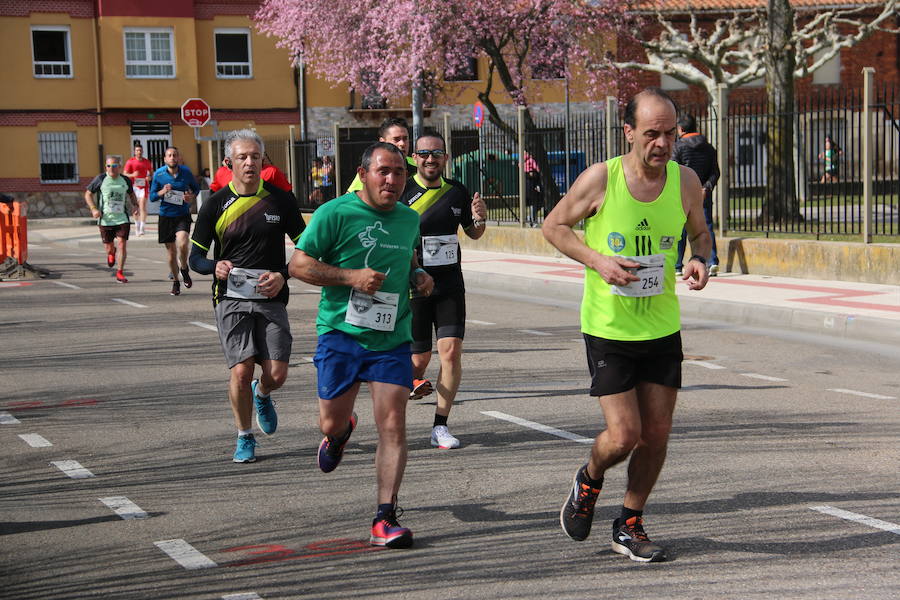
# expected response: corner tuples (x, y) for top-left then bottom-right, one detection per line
(673, 133), (720, 191)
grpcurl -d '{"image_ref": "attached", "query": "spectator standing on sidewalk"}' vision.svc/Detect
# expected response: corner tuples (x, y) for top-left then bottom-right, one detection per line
(674, 114), (720, 276)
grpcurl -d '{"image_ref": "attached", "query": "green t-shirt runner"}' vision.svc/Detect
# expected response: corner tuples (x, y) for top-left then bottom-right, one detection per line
(296, 191), (421, 350)
(86, 173), (133, 226)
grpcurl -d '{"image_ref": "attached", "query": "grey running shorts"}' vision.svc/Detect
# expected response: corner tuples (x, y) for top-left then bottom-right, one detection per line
(214, 298), (292, 368)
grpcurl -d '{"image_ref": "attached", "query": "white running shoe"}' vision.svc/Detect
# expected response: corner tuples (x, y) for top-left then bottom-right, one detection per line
(430, 425), (460, 449)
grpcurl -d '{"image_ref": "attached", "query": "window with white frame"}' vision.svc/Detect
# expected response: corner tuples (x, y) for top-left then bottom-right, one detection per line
(32, 26), (73, 78)
(215, 28), (252, 78)
(38, 132), (78, 183)
(812, 49), (841, 85)
(124, 28), (175, 78)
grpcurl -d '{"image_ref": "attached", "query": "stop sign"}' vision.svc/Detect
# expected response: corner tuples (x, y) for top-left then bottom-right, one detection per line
(181, 98), (211, 127)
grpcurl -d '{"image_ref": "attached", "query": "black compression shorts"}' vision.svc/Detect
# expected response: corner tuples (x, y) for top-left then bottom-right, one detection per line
(583, 331), (683, 397)
(410, 290), (466, 354)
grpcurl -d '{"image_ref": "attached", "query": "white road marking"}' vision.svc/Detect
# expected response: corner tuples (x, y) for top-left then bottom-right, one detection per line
(685, 360), (726, 370)
(189, 321), (218, 332)
(18, 433), (52, 447)
(809, 505), (900, 535)
(826, 388), (896, 400)
(518, 329), (552, 336)
(0, 412), (21, 425)
(154, 539), (218, 569)
(111, 298), (148, 308)
(740, 373), (788, 382)
(52, 281), (81, 290)
(302, 357), (314, 363)
(482, 410), (592, 444)
(51, 460), (94, 479)
(100, 496), (149, 520)
(223, 594), (263, 600)
(466, 319), (496, 325)
(64, 253), (88, 257)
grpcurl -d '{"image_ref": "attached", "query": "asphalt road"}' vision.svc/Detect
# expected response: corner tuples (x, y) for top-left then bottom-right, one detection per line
(2, 241), (898, 600)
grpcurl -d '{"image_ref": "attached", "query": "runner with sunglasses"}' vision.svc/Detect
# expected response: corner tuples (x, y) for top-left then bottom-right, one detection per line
(399, 130), (487, 449)
(84, 155), (137, 283)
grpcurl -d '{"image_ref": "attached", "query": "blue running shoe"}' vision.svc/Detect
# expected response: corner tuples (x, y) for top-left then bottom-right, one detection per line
(233, 433), (257, 463)
(252, 379), (277, 435)
(317, 412), (357, 473)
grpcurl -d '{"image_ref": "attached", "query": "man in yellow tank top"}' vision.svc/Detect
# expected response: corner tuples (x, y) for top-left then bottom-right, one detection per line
(543, 88), (711, 563)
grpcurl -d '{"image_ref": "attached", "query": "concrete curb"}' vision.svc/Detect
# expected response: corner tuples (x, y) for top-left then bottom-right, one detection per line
(463, 269), (900, 347)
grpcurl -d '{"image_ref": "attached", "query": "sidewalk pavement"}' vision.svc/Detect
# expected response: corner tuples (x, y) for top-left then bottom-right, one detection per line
(25, 218), (900, 347)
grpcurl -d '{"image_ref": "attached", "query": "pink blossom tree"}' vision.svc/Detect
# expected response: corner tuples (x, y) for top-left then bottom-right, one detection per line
(255, 0), (624, 203)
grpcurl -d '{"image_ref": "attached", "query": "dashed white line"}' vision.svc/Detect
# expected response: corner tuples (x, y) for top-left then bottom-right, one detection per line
(100, 496), (149, 520)
(466, 319), (495, 325)
(51, 460), (94, 479)
(0, 412), (21, 425)
(826, 388), (896, 400)
(482, 410), (592, 444)
(111, 298), (148, 308)
(189, 321), (218, 332)
(518, 329), (552, 336)
(223, 594), (263, 600)
(741, 373), (788, 382)
(685, 360), (726, 370)
(18, 433), (52, 447)
(302, 356), (314, 363)
(809, 505), (900, 535)
(155, 539), (218, 569)
(52, 281), (82, 290)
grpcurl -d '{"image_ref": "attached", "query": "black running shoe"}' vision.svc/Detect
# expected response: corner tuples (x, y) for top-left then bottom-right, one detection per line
(611, 516), (667, 562)
(560, 464), (601, 541)
(170, 281), (181, 296)
(181, 268), (192, 289)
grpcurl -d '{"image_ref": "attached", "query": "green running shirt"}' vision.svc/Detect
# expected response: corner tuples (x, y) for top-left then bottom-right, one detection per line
(296, 192), (421, 351)
(581, 156), (686, 341)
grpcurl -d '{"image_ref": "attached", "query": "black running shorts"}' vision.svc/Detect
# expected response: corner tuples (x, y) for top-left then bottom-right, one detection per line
(410, 290), (466, 354)
(583, 331), (683, 397)
(158, 214), (193, 244)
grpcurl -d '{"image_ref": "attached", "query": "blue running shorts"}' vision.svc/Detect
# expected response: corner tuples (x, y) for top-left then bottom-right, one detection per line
(313, 330), (413, 400)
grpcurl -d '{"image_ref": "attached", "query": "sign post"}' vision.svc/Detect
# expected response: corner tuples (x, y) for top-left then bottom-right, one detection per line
(474, 102), (485, 198)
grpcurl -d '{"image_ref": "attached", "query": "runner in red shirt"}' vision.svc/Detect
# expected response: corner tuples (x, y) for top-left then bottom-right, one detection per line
(209, 159), (232, 192)
(123, 144), (153, 236)
(209, 155), (292, 193)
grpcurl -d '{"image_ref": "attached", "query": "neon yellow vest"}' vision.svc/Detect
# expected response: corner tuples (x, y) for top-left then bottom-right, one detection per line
(581, 156), (686, 341)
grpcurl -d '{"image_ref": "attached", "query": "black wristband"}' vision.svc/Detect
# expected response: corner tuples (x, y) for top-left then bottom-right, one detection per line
(689, 254), (707, 265)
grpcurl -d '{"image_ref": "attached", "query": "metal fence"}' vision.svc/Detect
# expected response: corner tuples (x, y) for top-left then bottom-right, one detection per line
(289, 82), (898, 239)
(722, 84), (899, 238)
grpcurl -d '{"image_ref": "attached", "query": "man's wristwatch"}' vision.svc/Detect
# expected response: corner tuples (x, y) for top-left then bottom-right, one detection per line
(689, 254), (707, 265)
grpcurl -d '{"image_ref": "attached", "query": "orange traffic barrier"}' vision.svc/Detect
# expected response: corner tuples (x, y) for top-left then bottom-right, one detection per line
(0, 200), (28, 265)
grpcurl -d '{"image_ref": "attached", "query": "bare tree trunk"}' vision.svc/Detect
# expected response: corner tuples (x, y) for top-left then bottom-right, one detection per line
(762, 0), (800, 225)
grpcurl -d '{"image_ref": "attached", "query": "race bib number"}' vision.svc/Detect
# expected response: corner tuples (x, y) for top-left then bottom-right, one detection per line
(106, 193), (125, 215)
(226, 267), (267, 300)
(135, 178), (146, 188)
(164, 189), (184, 205)
(610, 254), (665, 298)
(421, 234), (458, 267)
(345, 289), (398, 332)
